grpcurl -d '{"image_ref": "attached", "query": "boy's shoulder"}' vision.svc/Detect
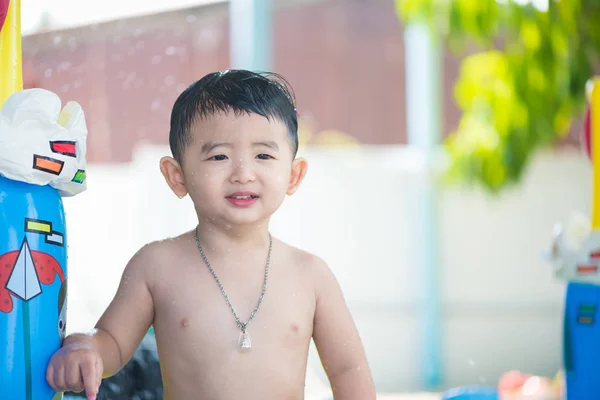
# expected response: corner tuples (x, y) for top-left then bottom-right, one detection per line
(138, 230), (190, 254)
(275, 237), (332, 277)
(126, 231), (193, 271)
(276, 239), (343, 303)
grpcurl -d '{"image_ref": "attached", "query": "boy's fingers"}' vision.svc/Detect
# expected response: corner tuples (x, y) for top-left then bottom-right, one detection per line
(80, 360), (98, 397)
(54, 364), (67, 392)
(95, 356), (104, 389)
(66, 362), (84, 392)
(46, 363), (58, 391)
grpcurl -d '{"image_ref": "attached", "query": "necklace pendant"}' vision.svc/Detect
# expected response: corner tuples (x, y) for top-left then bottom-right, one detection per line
(238, 331), (252, 353)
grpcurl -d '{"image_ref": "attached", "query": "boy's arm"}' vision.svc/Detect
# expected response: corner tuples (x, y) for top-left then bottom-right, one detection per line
(311, 257), (376, 400)
(91, 243), (156, 376)
(47, 244), (156, 398)
(57, 243), (155, 380)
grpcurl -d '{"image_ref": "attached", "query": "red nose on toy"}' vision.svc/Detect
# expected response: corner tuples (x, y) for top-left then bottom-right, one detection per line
(0, 0), (9, 33)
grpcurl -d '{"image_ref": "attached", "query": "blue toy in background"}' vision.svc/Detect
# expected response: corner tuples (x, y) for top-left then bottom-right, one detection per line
(562, 282), (600, 398)
(549, 77), (600, 400)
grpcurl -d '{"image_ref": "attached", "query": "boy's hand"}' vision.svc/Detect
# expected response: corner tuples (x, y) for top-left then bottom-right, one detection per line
(46, 340), (103, 400)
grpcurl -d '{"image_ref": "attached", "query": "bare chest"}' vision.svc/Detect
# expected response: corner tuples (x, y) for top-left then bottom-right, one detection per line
(151, 261), (316, 359)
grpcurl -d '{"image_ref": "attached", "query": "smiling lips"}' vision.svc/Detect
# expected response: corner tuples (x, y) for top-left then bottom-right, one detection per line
(226, 191), (259, 206)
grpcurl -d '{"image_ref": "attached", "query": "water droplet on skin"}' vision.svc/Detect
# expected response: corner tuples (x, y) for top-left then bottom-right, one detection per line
(165, 75), (175, 87)
(58, 61), (71, 72)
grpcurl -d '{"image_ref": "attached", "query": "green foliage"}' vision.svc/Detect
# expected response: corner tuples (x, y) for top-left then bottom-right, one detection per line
(396, 0), (600, 192)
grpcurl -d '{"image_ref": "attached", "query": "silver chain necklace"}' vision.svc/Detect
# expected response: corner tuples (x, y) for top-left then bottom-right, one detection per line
(194, 226), (272, 353)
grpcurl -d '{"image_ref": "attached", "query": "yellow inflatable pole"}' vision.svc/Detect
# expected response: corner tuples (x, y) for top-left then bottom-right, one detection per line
(0, 0), (22, 106)
(591, 77), (600, 229)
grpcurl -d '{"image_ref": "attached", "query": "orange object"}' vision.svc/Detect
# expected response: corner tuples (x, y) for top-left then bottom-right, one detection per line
(33, 155), (64, 175)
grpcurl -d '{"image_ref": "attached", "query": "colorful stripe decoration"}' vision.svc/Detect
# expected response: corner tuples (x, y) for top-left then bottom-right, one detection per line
(577, 264), (598, 274)
(71, 169), (86, 184)
(578, 316), (594, 325)
(24, 218), (64, 247)
(50, 141), (76, 158)
(32, 155), (63, 176)
(577, 303), (596, 325)
(579, 304), (596, 314)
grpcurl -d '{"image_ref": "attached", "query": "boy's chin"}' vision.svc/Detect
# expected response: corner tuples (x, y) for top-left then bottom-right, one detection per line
(221, 210), (274, 227)
(225, 215), (269, 227)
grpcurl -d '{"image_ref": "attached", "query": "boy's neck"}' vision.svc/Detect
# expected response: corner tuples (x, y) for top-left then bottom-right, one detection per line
(194, 217), (271, 252)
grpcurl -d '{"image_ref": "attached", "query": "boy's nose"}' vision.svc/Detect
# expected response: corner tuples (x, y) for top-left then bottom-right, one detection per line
(229, 159), (256, 184)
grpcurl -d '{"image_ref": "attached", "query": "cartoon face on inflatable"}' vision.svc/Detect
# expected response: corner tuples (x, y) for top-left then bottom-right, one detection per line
(0, 88), (87, 196)
(548, 214), (600, 286)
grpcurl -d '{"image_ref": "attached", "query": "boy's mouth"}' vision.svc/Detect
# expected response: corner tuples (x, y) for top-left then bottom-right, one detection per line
(225, 192), (259, 206)
(226, 192), (259, 200)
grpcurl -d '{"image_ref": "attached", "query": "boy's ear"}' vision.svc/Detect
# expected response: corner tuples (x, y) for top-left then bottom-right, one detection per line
(160, 156), (188, 198)
(287, 157), (308, 196)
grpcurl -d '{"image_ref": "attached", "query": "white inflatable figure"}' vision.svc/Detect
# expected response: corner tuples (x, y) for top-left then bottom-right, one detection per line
(0, 88), (87, 196)
(548, 212), (600, 285)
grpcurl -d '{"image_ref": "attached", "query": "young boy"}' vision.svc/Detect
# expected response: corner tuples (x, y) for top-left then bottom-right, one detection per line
(46, 70), (376, 399)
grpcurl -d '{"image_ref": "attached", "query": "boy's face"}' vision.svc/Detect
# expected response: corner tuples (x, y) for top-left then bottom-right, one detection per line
(161, 111), (307, 227)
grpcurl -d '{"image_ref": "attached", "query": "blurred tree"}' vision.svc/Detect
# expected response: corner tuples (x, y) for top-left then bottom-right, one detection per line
(396, 0), (600, 192)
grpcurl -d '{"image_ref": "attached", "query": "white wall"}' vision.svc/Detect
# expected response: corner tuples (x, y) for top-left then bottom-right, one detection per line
(61, 144), (591, 393)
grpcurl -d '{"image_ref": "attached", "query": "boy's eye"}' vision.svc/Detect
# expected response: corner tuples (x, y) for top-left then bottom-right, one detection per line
(256, 154), (273, 160)
(209, 154), (228, 161)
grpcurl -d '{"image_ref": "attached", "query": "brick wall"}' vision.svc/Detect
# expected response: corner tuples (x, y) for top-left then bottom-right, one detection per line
(21, 0), (580, 163)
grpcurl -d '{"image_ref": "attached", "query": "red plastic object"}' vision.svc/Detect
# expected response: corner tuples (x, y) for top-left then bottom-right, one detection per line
(583, 106), (592, 160)
(0, 0), (8, 33)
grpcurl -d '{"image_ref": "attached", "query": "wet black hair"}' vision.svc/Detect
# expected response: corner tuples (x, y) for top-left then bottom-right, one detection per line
(169, 69), (298, 163)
